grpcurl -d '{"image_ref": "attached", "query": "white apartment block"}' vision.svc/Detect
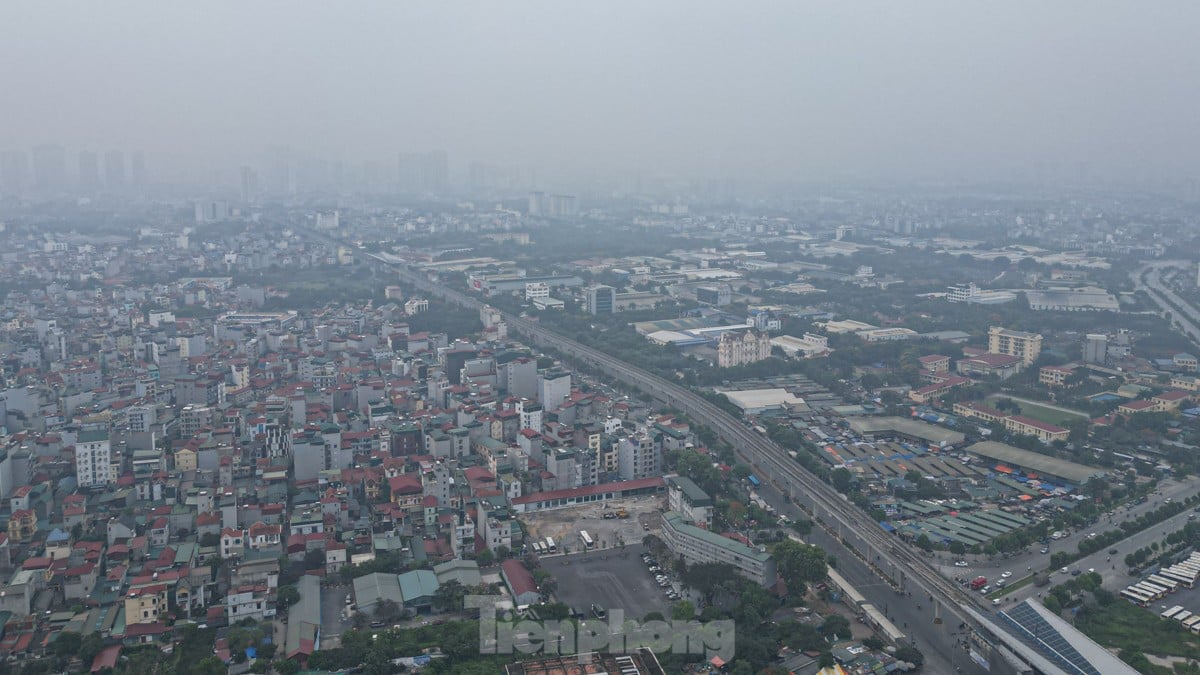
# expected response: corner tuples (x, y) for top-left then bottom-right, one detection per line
(617, 433), (660, 481)
(75, 430), (114, 488)
(661, 511), (776, 587)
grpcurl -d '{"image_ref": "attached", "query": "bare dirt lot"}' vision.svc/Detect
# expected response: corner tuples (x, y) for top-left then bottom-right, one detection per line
(520, 493), (665, 555)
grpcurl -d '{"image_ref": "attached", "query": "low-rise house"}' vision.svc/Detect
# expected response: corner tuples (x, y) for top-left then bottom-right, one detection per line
(500, 559), (540, 607)
(220, 528), (245, 559)
(62, 562), (99, 601)
(226, 584), (274, 622)
(247, 521), (283, 554)
(148, 517), (170, 547)
(125, 583), (169, 625)
(8, 510), (37, 542)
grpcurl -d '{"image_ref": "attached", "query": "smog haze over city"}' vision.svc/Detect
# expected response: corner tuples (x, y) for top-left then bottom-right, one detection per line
(3, 4), (1200, 675)
(4, 2), (1200, 188)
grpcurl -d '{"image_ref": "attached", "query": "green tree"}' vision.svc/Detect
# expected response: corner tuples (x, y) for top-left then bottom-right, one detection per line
(434, 580), (467, 611)
(50, 631), (81, 657)
(1043, 594), (1063, 613)
(193, 656), (228, 675)
(830, 467), (853, 494)
(894, 645), (925, 668)
(820, 614), (851, 637)
(79, 633), (105, 667)
(772, 539), (828, 594)
(276, 584), (300, 612)
(374, 598), (402, 622)
(671, 600), (696, 620)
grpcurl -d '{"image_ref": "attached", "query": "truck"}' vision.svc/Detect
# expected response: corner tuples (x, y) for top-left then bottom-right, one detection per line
(970, 576), (988, 590)
(615, 508), (629, 519)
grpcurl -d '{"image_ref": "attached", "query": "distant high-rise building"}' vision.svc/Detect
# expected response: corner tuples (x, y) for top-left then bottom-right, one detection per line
(585, 285), (615, 315)
(240, 166), (258, 202)
(988, 326), (1043, 366)
(32, 144), (67, 192)
(104, 150), (125, 189)
(1084, 334), (1108, 365)
(362, 160), (382, 191)
(78, 151), (100, 190)
(194, 200), (230, 223)
(130, 150), (146, 188)
(397, 150), (449, 194)
(0, 151), (29, 196)
(265, 145), (294, 194)
(528, 191), (577, 218)
(528, 191), (545, 215)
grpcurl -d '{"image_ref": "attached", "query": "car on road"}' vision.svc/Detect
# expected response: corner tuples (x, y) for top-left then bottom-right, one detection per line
(992, 598), (1001, 605)
(1108, 549), (1118, 555)
(1071, 569), (1081, 576)
(1041, 548), (1049, 554)
(1060, 566), (1069, 574)
(954, 560), (969, 567)
(1001, 571), (1012, 578)
(980, 586), (991, 594)
(1087, 568), (1095, 574)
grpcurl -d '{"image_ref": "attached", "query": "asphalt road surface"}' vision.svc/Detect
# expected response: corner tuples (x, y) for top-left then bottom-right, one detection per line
(753, 476), (986, 674)
(941, 478), (1200, 606)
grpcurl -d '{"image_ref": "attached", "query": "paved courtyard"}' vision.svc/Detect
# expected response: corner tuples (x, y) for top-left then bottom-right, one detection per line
(540, 544), (673, 622)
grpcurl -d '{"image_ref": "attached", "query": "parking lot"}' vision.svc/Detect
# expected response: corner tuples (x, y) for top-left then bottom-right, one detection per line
(541, 544), (677, 621)
(521, 493), (664, 555)
(319, 583), (354, 647)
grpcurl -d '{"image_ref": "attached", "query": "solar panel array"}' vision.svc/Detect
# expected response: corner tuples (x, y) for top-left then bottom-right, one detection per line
(999, 602), (1099, 675)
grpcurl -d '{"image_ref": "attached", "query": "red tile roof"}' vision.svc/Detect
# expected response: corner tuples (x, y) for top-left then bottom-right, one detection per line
(500, 559), (538, 597)
(511, 477), (664, 505)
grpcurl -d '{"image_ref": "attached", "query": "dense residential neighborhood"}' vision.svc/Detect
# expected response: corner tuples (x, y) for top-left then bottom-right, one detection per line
(3, 5), (1200, 670)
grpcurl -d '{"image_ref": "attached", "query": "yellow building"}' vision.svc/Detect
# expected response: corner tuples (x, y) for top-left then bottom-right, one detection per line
(125, 583), (169, 624)
(988, 326), (1043, 366)
(7, 510), (36, 542)
(174, 447), (198, 472)
(1039, 365), (1075, 387)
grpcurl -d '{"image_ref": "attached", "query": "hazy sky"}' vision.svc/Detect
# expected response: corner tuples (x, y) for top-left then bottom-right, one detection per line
(2, 1), (1198, 185)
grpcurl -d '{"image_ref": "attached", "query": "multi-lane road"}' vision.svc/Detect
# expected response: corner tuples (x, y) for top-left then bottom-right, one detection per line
(287, 232), (1200, 672)
(941, 478), (1200, 602)
(325, 242), (1005, 672)
(1135, 261), (1200, 345)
